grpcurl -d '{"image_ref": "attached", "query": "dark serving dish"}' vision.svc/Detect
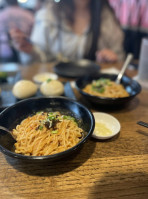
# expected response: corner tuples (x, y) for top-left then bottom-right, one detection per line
(75, 73), (142, 106)
(0, 71), (21, 111)
(0, 81), (75, 111)
(0, 97), (95, 162)
(54, 59), (100, 78)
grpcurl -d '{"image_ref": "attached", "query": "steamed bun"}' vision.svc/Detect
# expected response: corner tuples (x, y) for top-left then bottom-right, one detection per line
(40, 80), (64, 96)
(12, 80), (38, 99)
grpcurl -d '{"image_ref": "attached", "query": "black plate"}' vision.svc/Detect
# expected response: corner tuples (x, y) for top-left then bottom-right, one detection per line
(0, 72), (22, 111)
(0, 97), (95, 162)
(54, 60), (100, 78)
(0, 79), (76, 112)
(75, 73), (142, 106)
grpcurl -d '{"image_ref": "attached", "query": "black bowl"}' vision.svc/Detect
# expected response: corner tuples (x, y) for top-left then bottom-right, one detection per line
(54, 59), (100, 78)
(0, 97), (95, 162)
(75, 73), (142, 106)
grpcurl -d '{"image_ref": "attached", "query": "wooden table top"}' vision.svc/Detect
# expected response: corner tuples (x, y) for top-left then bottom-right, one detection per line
(0, 62), (148, 199)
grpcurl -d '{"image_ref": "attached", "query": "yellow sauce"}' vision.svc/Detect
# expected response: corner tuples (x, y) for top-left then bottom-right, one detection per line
(35, 74), (51, 82)
(94, 122), (113, 136)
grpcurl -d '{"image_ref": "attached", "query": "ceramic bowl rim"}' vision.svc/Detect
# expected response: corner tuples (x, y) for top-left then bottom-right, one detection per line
(75, 74), (142, 103)
(0, 96), (95, 160)
(92, 112), (121, 140)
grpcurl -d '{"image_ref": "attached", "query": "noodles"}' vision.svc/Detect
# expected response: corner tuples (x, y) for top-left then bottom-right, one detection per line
(83, 78), (129, 98)
(12, 112), (83, 156)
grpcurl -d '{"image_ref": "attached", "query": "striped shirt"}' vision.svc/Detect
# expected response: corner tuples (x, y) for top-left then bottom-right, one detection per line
(0, 6), (34, 59)
(109, 0), (148, 32)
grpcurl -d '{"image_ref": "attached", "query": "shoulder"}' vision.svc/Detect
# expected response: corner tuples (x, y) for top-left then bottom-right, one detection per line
(18, 7), (34, 20)
(101, 4), (117, 22)
(100, 4), (122, 34)
(35, 3), (57, 25)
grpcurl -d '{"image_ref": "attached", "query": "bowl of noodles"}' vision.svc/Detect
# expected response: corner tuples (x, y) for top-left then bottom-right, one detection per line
(75, 74), (141, 106)
(0, 97), (95, 162)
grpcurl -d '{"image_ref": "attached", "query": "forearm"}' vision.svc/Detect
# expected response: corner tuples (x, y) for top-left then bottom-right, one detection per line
(18, 45), (46, 64)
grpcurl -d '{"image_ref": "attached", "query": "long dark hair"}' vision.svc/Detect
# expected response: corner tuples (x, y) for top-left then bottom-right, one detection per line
(54, 0), (111, 60)
(85, 0), (102, 60)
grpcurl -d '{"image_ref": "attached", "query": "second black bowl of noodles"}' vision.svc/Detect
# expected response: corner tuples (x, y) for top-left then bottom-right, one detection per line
(75, 73), (142, 106)
(0, 97), (95, 162)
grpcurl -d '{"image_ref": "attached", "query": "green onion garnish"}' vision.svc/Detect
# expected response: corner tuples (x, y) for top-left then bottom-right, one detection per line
(47, 78), (52, 83)
(39, 125), (43, 130)
(51, 130), (58, 134)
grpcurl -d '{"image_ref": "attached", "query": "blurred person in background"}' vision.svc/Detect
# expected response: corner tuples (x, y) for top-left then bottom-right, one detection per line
(10, 0), (124, 64)
(34, 0), (47, 12)
(0, 0), (34, 63)
(109, 0), (148, 60)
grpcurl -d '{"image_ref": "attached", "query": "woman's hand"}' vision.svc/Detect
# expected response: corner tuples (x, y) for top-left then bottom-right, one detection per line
(96, 49), (118, 63)
(10, 29), (33, 53)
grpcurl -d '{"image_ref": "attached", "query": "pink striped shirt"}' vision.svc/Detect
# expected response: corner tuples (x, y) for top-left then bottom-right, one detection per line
(0, 6), (34, 59)
(109, 0), (148, 30)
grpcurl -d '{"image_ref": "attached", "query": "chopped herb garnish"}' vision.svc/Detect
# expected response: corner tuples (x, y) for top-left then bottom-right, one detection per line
(0, 71), (7, 80)
(51, 130), (58, 134)
(63, 115), (77, 123)
(47, 115), (55, 120)
(36, 111), (43, 115)
(47, 78), (52, 83)
(92, 85), (105, 93)
(97, 87), (105, 93)
(91, 78), (111, 93)
(39, 125), (43, 130)
(48, 112), (53, 115)
(37, 112), (76, 130)
(63, 115), (75, 121)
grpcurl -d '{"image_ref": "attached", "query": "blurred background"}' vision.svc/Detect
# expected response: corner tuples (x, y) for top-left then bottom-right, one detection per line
(109, 0), (148, 61)
(0, 0), (45, 63)
(0, 0), (42, 11)
(0, 0), (148, 64)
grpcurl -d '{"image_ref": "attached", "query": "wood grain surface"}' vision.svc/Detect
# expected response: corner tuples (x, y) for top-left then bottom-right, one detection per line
(0, 62), (148, 199)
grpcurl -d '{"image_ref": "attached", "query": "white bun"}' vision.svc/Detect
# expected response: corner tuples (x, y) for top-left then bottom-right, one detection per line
(40, 80), (64, 96)
(12, 80), (38, 99)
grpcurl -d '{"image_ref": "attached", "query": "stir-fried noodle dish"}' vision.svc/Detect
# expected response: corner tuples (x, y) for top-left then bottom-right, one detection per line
(83, 78), (129, 98)
(12, 112), (83, 156)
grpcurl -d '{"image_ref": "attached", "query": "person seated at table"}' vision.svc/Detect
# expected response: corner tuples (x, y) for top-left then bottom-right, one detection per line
(10, 0), (125, 63)
(0, 0), (34, 63)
